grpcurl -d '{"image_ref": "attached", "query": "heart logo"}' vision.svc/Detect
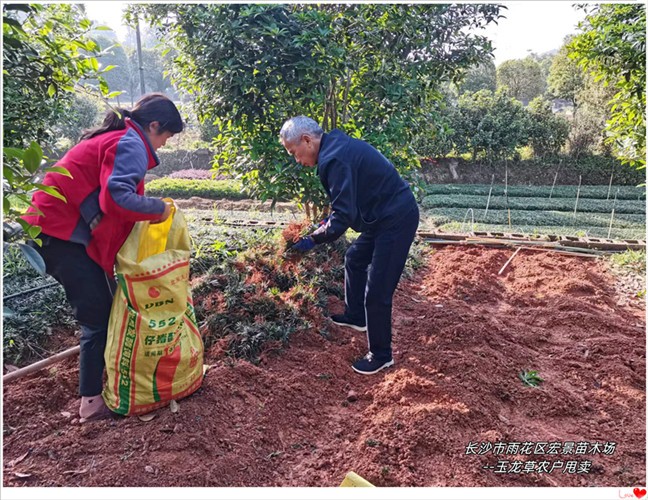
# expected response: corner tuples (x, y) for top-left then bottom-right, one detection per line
(634, 487), (647, 499)
(148, 286), (161, 298)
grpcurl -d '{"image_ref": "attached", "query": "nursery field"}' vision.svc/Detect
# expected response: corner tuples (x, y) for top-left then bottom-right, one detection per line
(142, 178), (647, 240)
(2, 202), (646, 487)
(421, 184), (646, 240)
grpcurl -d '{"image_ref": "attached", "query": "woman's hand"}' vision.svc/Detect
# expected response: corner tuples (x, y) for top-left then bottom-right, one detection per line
(151, 200), (173, 224)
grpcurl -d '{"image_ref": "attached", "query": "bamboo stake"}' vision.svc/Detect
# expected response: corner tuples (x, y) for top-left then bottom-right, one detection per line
(504, 161), (511, 229)
(607, 170), (614, 201)
(484, 174), (495, 219)
(573, 175), (582, 218)
(515, 245), (601, 258)
(498, 247), (522, 275)
(549, 170), (559, 199)
(3, 345), (80, 383)
(607, 188), (619, 239)
(422, 240), (602, 257)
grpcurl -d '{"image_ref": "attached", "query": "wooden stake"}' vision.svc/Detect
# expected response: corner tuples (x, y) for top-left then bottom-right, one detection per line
(3, 345), (80, 383)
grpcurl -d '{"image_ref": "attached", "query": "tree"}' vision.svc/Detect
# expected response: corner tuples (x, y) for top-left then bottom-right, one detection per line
(135, 3), (502, 215)
(568, 4), (646, 170)
(547, 40), (585, 109)
(496, 57), (546, 105)
(413, 90), (460, 159)
(92, 35), (133, 104)
(526, 97), (570, 158)
(567, 73), (617, 158)
(141, 48), (174, 95)
(3, 4), (116, 150)
(453, 89), (528, 162)
(528, 50), (555, 82)
(457, 60), (497, 94)
(50, 92), (103, 150)
(3, 4), (117, 238)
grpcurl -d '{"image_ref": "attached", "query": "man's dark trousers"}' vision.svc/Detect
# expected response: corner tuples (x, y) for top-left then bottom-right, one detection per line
(343, 205), (419, 361)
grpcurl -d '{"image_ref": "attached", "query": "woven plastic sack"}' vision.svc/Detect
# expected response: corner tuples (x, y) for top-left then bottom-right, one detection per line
(103, 203), (204, 415)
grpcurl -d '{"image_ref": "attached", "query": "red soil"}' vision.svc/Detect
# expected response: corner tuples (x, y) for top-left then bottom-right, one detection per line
(3, 246), (645, 487)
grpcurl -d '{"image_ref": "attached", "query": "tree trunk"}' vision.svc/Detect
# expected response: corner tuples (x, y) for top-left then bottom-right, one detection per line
(341, 70), (352, 124)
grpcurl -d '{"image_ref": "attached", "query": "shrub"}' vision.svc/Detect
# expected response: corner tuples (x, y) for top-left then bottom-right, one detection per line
(145, 178), (248, 200)
(168, 169), (224, 180)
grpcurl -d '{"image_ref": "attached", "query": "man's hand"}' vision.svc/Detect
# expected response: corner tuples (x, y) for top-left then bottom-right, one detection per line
(291, 236), (315, 253)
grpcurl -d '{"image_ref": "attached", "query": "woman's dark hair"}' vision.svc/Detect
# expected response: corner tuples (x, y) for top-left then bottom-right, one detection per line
(79, 93), (184, 141)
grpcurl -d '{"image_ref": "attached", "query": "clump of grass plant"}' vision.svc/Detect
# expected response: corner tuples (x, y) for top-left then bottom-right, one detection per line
(518, 369), (544, 388)
(192, 226), (347, 363)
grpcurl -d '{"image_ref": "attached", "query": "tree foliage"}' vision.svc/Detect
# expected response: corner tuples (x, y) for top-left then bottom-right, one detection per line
(3, 4), (117, 149)
(526, 97), (570, 158)
(457, 60), (497, 94)
(3, 3), (116, 235)
(453, 89), (528, 162)
(496, 57), (546, 104)
(135, 3), (502, 212)
(547, 40), (585, 108)
(569, 4), (646, 170)
(567, 73), (617, 158)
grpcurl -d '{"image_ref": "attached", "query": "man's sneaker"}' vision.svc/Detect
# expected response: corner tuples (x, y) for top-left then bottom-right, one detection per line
(330, 314), (366, 332)
(352, 352), (394, 375)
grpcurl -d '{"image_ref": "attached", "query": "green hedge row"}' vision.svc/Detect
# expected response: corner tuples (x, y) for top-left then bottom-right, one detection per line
(145, 178), (248, 200)
(422, 194), (645, 214)
(422, 207), (645, 229)
(423, 184), (646, 200)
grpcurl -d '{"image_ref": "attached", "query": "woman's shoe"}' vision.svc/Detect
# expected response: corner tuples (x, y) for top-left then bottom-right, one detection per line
(79, 395), (113, 421)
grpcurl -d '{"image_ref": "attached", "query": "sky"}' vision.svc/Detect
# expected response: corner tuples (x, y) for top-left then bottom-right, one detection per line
(83, 1), (588, 65)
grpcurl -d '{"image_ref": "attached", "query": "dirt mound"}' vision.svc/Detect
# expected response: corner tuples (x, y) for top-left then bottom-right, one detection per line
(3, 246), (645, 487)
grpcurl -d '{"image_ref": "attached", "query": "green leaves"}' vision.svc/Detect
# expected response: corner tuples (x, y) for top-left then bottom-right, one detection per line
(518, 370), (544, 388)
(453, 89), (529, 161)
(138, 4), (503, 210)
(3, 4), (110, 150)
(2, 141), (71, 243)
(568, 4), (646, 170)
(22, 142), (43, 174)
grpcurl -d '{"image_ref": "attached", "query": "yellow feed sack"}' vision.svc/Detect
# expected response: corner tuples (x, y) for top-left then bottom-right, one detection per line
(103, 205), (204, 415)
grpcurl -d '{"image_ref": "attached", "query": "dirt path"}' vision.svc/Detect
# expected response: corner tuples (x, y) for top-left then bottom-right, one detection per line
(3, 246), (645, 487)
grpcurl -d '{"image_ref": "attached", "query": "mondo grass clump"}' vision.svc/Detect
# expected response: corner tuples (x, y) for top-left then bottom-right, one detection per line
(192, 226), (347, 363)
(2, 246), (77, 365)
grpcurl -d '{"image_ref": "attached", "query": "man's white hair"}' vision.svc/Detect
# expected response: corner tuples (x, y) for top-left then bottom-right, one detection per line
(280, 116), (324, 143)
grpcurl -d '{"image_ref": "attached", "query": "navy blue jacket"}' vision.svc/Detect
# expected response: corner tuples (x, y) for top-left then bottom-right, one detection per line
(311, 129), (416, 244)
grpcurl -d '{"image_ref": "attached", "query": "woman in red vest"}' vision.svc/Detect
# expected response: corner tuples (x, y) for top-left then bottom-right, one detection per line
(23, 93), (183, 420)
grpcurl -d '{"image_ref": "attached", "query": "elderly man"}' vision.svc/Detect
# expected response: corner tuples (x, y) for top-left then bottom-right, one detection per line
(279, 116), (419, 375)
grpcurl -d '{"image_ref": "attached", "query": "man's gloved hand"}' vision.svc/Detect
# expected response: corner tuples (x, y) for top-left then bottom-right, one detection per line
(291, 236), (316, 253)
